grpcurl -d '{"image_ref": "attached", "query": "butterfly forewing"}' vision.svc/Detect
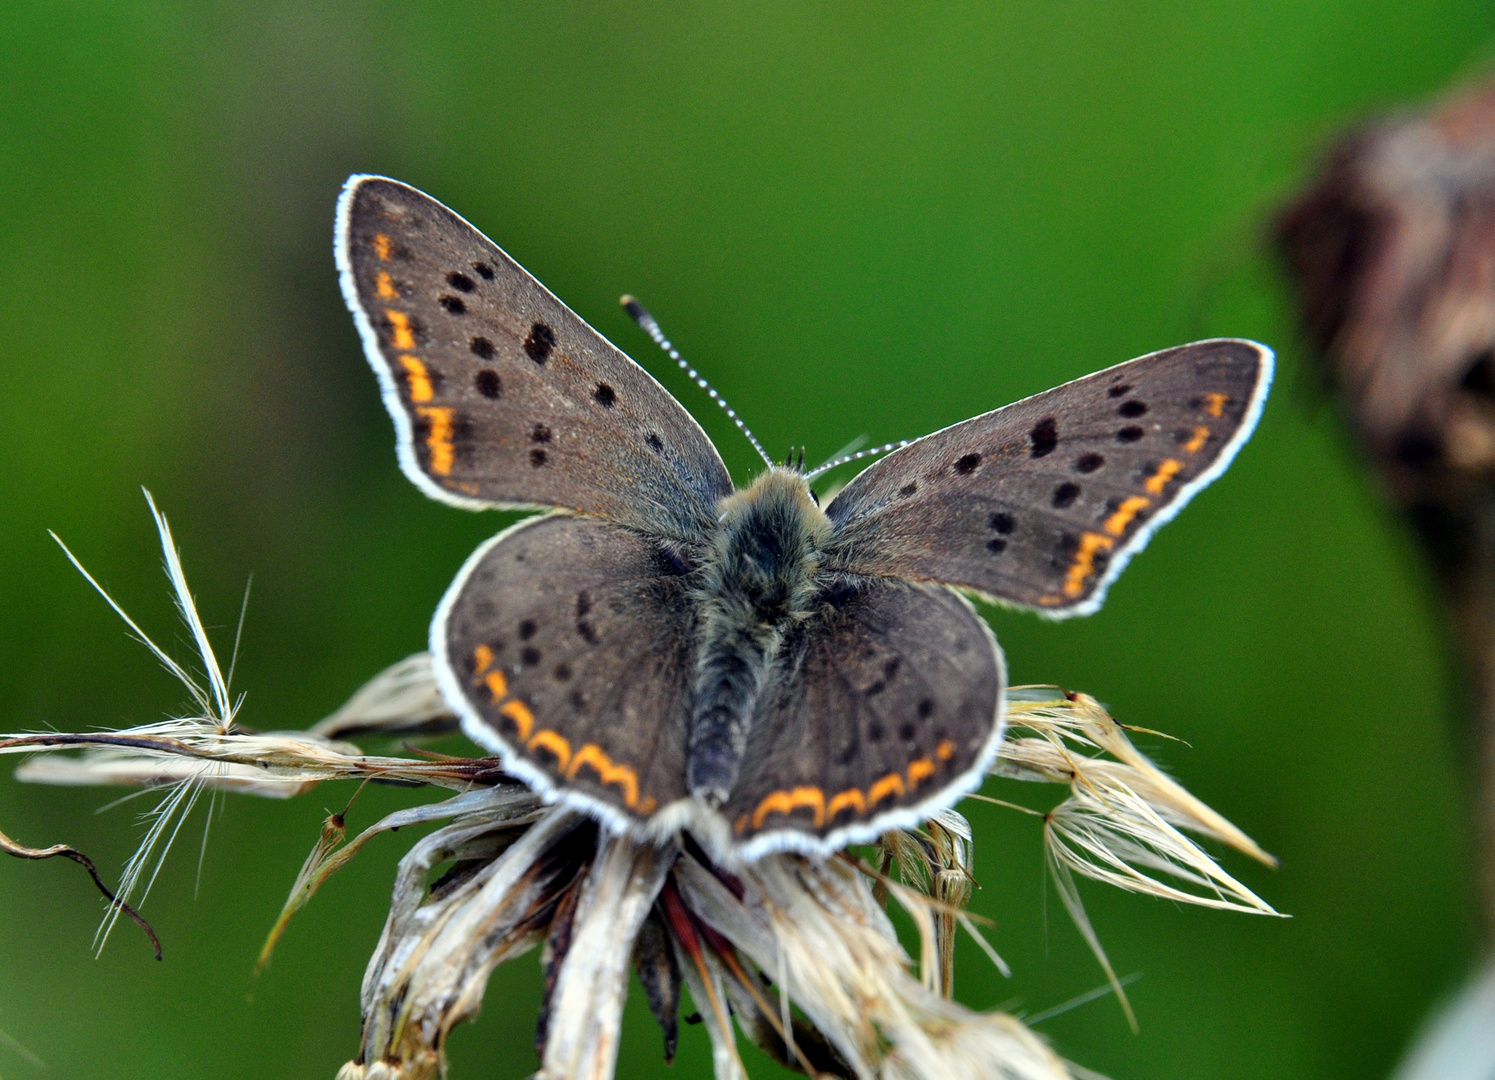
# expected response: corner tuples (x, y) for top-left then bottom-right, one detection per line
(823, 339), (1272, 615)
(436, 514), (697, 826)
(337, 175), (733, 539)
(722, 578), (1004, 856)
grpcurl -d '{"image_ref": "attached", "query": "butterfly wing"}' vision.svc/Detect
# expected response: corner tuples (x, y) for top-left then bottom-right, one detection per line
(434, 513), (698, 829)
(823, 339), (1273, 616)
(721, 577), (1004, 858)
(337, 175), (733, 539)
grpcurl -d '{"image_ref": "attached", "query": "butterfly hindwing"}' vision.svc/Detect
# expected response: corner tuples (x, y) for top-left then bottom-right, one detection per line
(823, 339), (1273, 616)
(722, 577), (1004, 856)
(435, 514), (697, 826)
(337, 175), (733, 539)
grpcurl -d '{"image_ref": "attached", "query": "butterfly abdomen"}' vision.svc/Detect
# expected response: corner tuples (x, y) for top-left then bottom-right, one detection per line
(687, 470), (831, 804)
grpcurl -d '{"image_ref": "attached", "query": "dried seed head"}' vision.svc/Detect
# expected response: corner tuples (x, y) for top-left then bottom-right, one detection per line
(0, 499), (1280, 1079)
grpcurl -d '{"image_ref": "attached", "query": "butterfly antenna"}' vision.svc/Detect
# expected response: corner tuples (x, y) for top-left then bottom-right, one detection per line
(803, 438), (912, 482)
(622, 296), (775, 469)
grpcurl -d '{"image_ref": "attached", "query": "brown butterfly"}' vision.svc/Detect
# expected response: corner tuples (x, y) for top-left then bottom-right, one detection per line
(337, 175), (1272, 859)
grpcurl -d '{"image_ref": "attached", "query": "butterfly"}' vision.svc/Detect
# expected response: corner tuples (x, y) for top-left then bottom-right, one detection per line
(336, 175), (1273, 861)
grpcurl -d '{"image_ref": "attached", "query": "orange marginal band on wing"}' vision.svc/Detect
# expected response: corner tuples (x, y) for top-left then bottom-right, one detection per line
(373, 233), (392, 261)
(384, 308), (416, 350)
(751, 786), (827, 829)
(376, 271), (398, 299)
(1062, 532), (1115, 598)
(485, 671), (508, 704)
(1203, 392), (1228, 418)
(472, 644), (494, 676)
(527, 729), (572, 771)
(566, 744), (641, 809)
(827, 788), (866, 821)
(1183, 425), (1210, 454)
(1103, 495), (1150, 537)
(415, 406), (455, 474)
(748, 745), (962, 832)
(399, 355), (434, 402)
(1144, 458), (1184, 495)
(867, 772), (906, 807)
(500, 698), (533, 741)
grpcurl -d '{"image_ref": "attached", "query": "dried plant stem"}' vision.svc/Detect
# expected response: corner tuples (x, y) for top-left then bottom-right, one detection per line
(0, 826), (161, 959)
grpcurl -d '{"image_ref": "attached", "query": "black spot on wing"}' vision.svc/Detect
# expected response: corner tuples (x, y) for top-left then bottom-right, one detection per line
(1052, 482), (1080, 508)
(438, 295), (466, 315)
(954, 453), (982, 474)
(646, 432), (664, 452)
(553, 663), (572, 682)
(446, 271), (476, 292)
(531, 423), (552, 444)
(475, 370), (501, 399)
(472, 261), (495, 280)
(524, 322), (555, 364)
(470, 336), (495, 360)
(1118, 399), (1148, 418)
(1030, 417), (1058, 457)
(1075, 453), (1104, 473)
(529, 448), (548, 467)
(986, 538), (1007, 553)
(990, 512), (1015, 534)
(593, 383), (617, 408)
(518, 620), (537, 640)
(1117, 426), (1145, 443)
(917, 699), (933, 719)
(521, 646), (541, 666)
(1108, 383), (1131, 398)
(898, 482), (918, 497)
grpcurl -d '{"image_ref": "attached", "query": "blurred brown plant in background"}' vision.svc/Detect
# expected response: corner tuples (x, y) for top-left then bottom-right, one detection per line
(1277, 71), (1495, 929)
(1275, 69), (1495, 1079)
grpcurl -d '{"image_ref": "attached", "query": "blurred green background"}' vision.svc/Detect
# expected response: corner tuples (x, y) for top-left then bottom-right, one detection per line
(0, 2), (1489, 1077)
